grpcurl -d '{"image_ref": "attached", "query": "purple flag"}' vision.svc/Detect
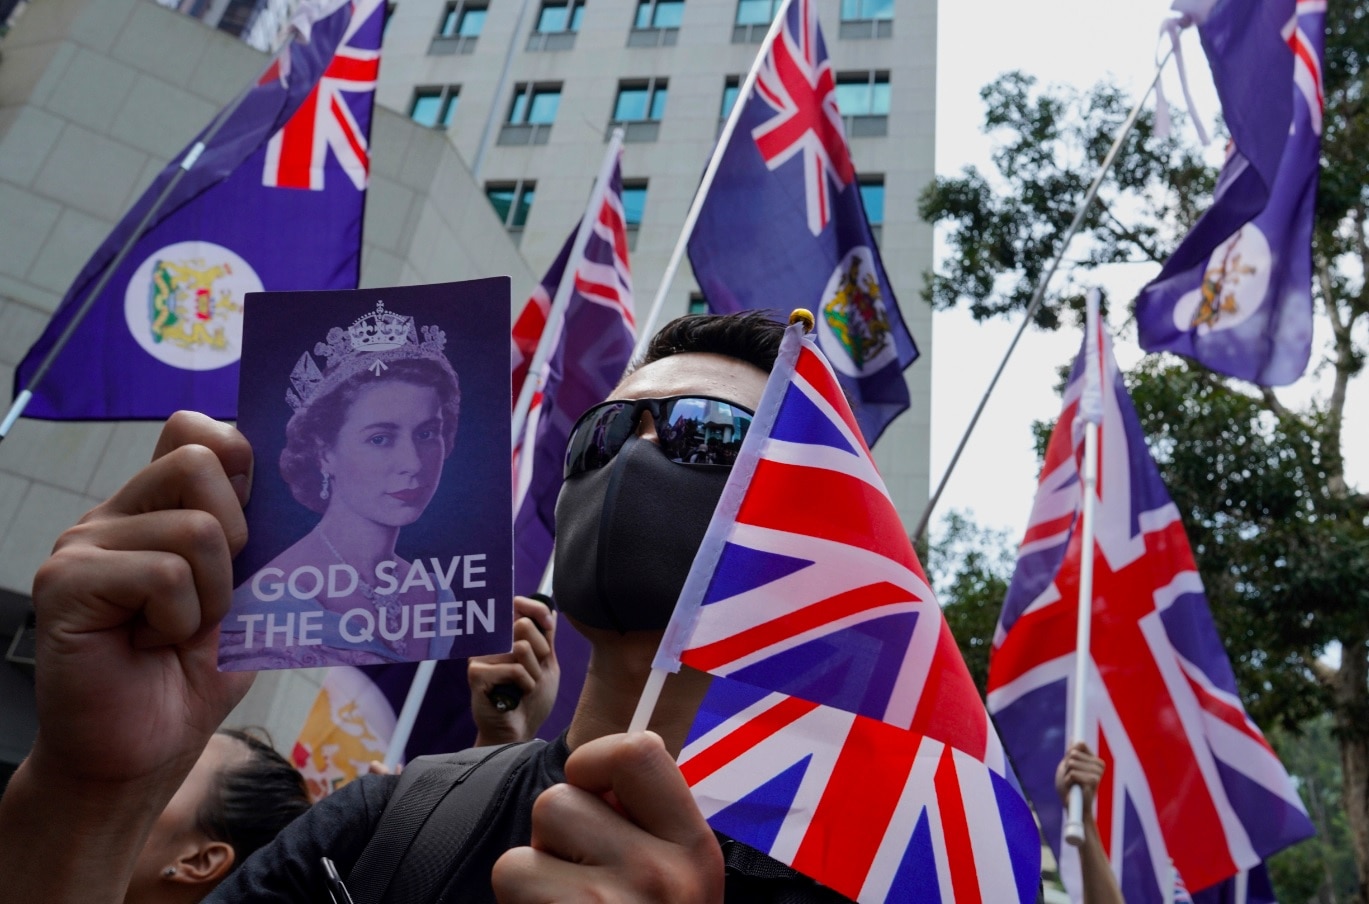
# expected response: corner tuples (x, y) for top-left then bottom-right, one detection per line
(14, 0), (383, 419)
(686, 0), (917, 446)
(1135, 0), (1324, 386)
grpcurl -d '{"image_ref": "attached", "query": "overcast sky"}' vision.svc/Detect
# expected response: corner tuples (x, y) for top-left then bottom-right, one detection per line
(924, 0), (1367, 544)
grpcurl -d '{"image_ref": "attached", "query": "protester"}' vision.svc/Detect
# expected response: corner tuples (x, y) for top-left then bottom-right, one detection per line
(125, 728), (310, 904)
(0, 312), (850, 903)
(1055, 741), (1126, 904)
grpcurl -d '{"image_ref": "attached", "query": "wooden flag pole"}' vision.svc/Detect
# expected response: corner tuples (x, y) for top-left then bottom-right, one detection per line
(1065, 289), (1104, 846)
(909, 44), (1174, 546)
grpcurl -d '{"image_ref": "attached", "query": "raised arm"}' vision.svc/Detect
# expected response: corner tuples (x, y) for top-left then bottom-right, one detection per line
(0, 411), (256, 904)
(1056, 741), (1125, 904)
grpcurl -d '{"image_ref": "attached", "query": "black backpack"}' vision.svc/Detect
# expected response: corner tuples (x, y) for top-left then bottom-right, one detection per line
(345, 740), (546, 904)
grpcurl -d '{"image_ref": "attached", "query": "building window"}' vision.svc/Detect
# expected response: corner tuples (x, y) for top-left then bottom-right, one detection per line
(835, 71), (890, 137)
(720, 76), (741, 120)
(486, 181), (536, 239)
(499, 83), (561, 145)
(733, 0), (779, 42)
(409, 86), (460, 129)
(839, 0), (892, 38)
(529, 0), (585, 50)
(628, 0), (681, 46)
(621, 179), (648, 250)
(432, 0), (486, 53)
(687, 292), (708, 315)
(858, 175), (884, 243)
(610, 79), (667, 142)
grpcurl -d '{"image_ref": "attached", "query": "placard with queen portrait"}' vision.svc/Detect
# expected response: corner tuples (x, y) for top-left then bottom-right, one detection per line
(221, 277), (513, 671)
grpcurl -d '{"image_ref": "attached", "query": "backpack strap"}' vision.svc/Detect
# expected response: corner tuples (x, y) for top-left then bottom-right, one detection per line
(347, 739), (546, 904)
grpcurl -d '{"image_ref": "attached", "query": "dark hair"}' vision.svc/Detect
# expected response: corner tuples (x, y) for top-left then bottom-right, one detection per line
(634, 310), (786, 376)
(279, 358), (461, 513)
(197, 728), (311, 871)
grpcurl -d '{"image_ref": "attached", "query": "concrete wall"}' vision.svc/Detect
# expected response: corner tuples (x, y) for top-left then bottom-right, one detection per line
(0, 0), (535, 760)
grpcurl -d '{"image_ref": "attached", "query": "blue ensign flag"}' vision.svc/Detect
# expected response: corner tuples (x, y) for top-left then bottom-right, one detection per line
(1135, 0), (1324, 386)
(686, 0), (917, 446)
(14, 0), (383, 420)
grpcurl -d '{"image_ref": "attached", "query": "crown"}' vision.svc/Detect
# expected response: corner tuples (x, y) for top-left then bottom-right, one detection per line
(286, 301), (452, 411)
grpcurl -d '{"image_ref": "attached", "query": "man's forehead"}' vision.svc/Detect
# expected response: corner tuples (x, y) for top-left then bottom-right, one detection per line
(611, 352), (768, 410)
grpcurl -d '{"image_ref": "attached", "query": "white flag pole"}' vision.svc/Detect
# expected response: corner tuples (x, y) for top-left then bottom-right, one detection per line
(630, 0), (798, 360)
(1065, 288), (1104, 847)
(510, 128), (626, 453)
(386, 133), (628, 767)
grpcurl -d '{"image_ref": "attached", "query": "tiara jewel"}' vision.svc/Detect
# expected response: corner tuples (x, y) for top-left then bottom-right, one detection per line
(286, 301), (451, 411)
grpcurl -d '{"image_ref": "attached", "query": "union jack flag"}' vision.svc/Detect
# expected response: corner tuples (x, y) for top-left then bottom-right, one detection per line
(985, 317), (1314, 901)
(512, 146), (635, 738)
(1134, 0), (1325, 386)
(656, 324), (1039, 902)
(262, 0), (382, 191)
(686, 0), (917, 447)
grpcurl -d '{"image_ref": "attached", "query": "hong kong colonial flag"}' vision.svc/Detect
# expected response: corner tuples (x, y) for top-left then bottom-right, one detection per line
(14, 0), (382, 420)
(686, 0), (917, 446)
(986, 317), (1313, 901)
(511, 149), (635, 738)
(654, 322), (1039, 903)
(1134, 0), (1324, 386)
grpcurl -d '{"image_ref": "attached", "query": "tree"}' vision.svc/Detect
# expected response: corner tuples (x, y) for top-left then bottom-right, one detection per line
(919, 3), (1369, 899)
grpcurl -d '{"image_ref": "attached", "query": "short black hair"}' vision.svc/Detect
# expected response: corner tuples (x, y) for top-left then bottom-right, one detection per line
(634, 310), (785, 376)
(198, 728), (311, 871)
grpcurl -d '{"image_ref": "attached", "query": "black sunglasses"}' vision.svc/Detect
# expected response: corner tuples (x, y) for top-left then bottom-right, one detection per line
(564, 395), (755, 479)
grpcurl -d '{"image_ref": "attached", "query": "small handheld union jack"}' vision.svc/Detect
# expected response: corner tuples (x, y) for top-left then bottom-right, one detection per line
(648, 318), (1040, 903)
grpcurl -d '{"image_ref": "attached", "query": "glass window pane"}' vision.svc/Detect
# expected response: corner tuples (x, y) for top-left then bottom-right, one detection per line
(866, 0), (893, 19)
(528, 89), (561, 124)
(648, 85), (668, 121)
(834, 81), (869, 115)
(458, 7), (486, 35)
(440, 94), (459, 127)
(721, 84), (740, 118)
(509, 91), (529, 123)
(653, 0), (683, 27)
(570, 4), (585, 30)
(621, 187), (647, 225)
(859, 182), (884, 225)
(411, 94), (441, 127)
(487, 188), (515, 223)
(735, 0), (772, 25)
(839, 0), (859, 20)
(441, 7), (459, 34)
(513, 187), (535, 227)
(537, 3), (568, 31)
(634, 0), (652, 27)
(870, 79), (890, 114)
(614, 87), (648, 121)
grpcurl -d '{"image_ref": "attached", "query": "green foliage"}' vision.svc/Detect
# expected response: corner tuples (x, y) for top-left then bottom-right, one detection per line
(1267, 715), (1360, 902)
(928, 511), (1015, 697)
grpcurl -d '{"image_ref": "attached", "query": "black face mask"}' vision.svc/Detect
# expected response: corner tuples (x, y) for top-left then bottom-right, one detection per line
(553, 436), (730, 632)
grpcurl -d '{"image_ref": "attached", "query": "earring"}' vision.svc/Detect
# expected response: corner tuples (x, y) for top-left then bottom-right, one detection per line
(320, 471), (331, 500)
(163, 867), (177, 878)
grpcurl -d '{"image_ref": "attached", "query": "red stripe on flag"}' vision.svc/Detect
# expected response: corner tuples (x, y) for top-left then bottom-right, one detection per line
(679, 694), (818, 786)
(795, 349), (866, 447)
(934, 744), (983, 904)
(737, 460), (914, 569)
(792, 715), (919, 901)
(682, 580), (915, 673)
(330, 94), (369, 176)
(1096, 731), (1115, 857)
(325, 54), (380, 83)
(987, 597), (1075, 692)
(276, 89), (320, 189)
(908, 622), (990, 758)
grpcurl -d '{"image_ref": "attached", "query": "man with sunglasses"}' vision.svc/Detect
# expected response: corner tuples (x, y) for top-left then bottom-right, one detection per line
(0, 312), (850, 904)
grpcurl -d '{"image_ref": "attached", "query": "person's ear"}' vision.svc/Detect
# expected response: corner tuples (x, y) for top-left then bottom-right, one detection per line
(169, 840), (236, 886)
